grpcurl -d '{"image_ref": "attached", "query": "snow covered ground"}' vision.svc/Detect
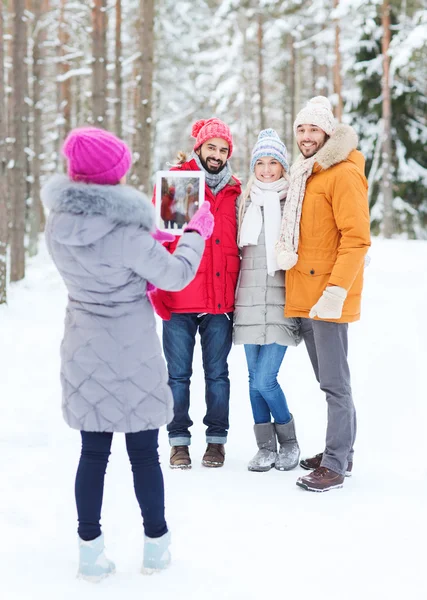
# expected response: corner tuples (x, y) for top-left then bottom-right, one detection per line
(0, 237), (425, 600)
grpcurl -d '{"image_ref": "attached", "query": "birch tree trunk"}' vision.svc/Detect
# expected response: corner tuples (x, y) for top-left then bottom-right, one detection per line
(0, 3), (7, 303)
(10, 0), (27, 282)
(381, 0), (394, 238)
(114, 0), (122, 138)
(92, 0), (108, 127)
(333, 0), (343, 121)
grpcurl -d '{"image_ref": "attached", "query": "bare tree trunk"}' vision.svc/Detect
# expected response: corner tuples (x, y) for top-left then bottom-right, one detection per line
(10, 0), (27, 282)
(92, 0), (108, 127)
(239, 10), (251, 182)
(58, 0), (71, 148)
(114, 0), (122, 138)
(27, 0), (43, 255)
(29, 0), (47, 239)
(289, 36), (297, 162)
(381, 0), (394, 238)
(23, 0), (33, 254)
(333, 0), (343, 121)
(312, 43), (317, 97)
(135, 0), (154, 192)
(0, 3), (7, 303)
(316, 25), (329, 98)
(257, 12), (265, 131)
(281, 34), (289, 144)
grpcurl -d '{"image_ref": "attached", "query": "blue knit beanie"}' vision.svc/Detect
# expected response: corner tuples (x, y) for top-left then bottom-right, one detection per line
(250, 129), (289, 173)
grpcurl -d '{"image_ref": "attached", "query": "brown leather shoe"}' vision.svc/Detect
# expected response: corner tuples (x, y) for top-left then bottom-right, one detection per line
(300, 452), (353, 477)
(170, 445), (191, 469)
(202, 443), (225, 468)
(296, 466), (344, 492)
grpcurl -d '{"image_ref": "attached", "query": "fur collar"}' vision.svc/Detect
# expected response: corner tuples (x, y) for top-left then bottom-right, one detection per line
(293, 124), (359, 172)
(41, 174), (155, 230)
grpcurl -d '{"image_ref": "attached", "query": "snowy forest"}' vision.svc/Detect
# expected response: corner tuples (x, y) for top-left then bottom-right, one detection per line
(0, 0), (427, 304)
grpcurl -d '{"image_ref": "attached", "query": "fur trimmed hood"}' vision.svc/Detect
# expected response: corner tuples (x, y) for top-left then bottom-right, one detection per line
(292, 124), (359, 174)
(41, 174), (155, 247)
(41, 174), (155, 229)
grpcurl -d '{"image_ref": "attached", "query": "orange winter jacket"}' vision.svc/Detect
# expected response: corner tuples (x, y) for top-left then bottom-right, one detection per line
(285, 125), (371, 323)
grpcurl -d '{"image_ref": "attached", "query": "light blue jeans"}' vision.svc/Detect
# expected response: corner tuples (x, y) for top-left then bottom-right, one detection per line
(244, 343), (291, 425)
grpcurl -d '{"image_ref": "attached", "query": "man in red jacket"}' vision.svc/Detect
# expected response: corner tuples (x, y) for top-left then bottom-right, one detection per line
(151, 118), (241, 469)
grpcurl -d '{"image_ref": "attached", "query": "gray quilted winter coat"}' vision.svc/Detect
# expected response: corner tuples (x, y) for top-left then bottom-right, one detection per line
(234, 199), (301, 347)
(42, 175), (205, 433)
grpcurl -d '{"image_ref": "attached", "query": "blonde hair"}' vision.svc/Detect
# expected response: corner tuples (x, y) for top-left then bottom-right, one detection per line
(237, 168), (289, 245)
(175, 150), (188, 165)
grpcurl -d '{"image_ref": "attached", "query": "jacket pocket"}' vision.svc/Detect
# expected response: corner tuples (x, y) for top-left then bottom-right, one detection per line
(293, 259), (335, 276)
(287, 259), (335, 311)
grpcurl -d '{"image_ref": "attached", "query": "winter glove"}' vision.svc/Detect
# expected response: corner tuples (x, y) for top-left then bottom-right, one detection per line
(309, 286), (347, 320)
(147, 288), (171, 321)
(183, 201), (214, 240)
(151, 228), (176, 244)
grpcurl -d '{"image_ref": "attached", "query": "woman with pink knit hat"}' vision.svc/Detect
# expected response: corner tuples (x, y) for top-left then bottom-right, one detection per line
(41, 127), (214, 581)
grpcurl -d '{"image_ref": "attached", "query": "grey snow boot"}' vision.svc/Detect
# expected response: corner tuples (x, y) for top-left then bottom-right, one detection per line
(248, 423), (277, 472)
(274, 416), (300, 471)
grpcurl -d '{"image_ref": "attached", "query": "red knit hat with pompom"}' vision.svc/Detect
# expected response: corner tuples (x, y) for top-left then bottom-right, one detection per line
(191, 118), (233, 157)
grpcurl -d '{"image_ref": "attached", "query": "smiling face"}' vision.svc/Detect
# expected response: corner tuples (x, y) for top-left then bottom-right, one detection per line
(296, 124), (328, 158)
(196, 138), (229, 174)
(254, 156), (284, 183)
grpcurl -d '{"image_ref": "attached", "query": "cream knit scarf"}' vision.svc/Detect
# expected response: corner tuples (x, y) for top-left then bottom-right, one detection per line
(275, 154), (316, 270)
(239, 177), (289, 277)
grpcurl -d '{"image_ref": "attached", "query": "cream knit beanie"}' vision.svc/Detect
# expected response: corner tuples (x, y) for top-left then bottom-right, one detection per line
(293, 96), (336, 136)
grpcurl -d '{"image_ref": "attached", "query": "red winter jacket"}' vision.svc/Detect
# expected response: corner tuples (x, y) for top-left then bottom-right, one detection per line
(154, 158), (241, 314)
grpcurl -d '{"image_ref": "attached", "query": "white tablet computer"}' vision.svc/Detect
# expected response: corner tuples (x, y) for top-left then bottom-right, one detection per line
(155, 170), (206, 235)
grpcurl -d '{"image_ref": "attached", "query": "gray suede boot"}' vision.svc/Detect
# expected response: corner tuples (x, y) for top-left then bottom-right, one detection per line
(248, 423), (277, 472)
(274, 416), (300, 471)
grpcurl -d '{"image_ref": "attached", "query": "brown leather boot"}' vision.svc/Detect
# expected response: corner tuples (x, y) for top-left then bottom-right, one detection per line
(300, 452), (353, 477)
(169, 445), (191, 469)
(296, 466), (345, 492)
(202, 443), (225, 468)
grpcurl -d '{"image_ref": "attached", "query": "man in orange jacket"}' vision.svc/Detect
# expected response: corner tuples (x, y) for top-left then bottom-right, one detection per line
(276, 96), (371, 492)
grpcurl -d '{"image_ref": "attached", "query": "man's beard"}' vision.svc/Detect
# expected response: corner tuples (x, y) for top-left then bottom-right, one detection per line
(298, 143), (320, 158)
(198, 154), (226, 174)
(298, 136), (328, 159)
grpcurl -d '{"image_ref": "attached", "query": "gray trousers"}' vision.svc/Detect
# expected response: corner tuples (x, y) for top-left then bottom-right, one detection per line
(300, 318), (356, 476)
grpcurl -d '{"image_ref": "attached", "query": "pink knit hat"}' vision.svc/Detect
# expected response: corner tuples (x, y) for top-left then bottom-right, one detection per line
(62, 127), (132, 185)
(192, 118), (233, 157)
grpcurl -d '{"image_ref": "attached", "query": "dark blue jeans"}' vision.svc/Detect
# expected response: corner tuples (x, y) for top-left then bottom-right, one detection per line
(244, 343), (291, 425)
(75, 430), (167, 541)
(163, 312), (233, 445)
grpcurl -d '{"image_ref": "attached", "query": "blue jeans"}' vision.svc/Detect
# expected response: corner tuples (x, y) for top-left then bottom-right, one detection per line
(244, 343), (291, 425)
(163, 312), (233, 445)
(75, 430), (167, 541)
